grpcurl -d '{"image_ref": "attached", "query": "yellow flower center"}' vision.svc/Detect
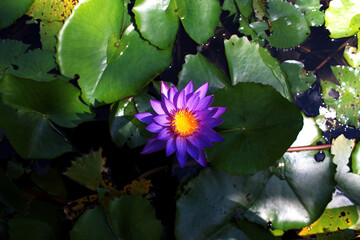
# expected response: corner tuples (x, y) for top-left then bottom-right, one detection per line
(171, 109), (198, 137)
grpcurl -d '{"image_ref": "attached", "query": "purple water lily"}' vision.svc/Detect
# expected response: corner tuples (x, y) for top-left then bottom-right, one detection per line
(135, 81), (226, 167)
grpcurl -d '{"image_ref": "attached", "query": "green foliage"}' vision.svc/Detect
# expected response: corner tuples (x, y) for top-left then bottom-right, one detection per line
(57, 0), (173, 106)
(207, 82), (302, 175)
(70, 195), (162, 240)
(344, 36), (360, 70)
(325, 0), (360, 38)
(321, 66), (360, 128)
(0, 0), (34, 29)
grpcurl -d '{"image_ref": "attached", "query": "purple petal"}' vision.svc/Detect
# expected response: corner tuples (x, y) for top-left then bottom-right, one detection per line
(183, 81), (194, 96)
(188, 133), (212, 148)
(153, 114), (170, 126)
(195, 95), (213, 111)
(158, 128), (172, 141)
(161, 81), (170, 98)
(176, 89), (186, 109)
(194, 82), (209, 99)
(187, 142), (199, 160)
(196, 110), (212, 121)
(196, 150), (207, 167)
(186, 92), (200, 110)
(209, 107), (227, 118)
(169, 87), (178, 102)
(146, 122), (163, 133)
(202, 118), (224, 128)
(166, 137), (176, 156)
(141, 134), (166, 154)
(176, 136), (187, 157)
(176, 151), (187, 167)
(134, 112), (154, 124)
(150, 99), (165, 115)
(199, 126), (224, 142)
(164, 97), (176, 114)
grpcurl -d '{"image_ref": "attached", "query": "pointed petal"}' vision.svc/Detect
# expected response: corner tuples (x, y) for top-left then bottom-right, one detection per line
(177, 89), (186, 109)
(200, 126), (224, 142)
(196, 110), (212, 121)
(183, 81), (194, 96)
(203, 118), (224, 128)
(187, 133), (212, 148)
(176, 150), (187, 167)
(194, 82), (209, 99)
(164, 97), (176, 114)
(141, 134), (166, 154)
(209, 107), (227, 118)
(146, 122), (163, 133)
(169, 86), (178, 102)
(198, 134), (213, 147)
(187, 141), (199, 160)
(186, 92), (200, 110)
(158, 128), (172, 141)
(161, 81), (170, 98)
(134, 112), (154, 124)
(166, 137), (176, 156)
(150, 99), (165, 115)
(153, 114), (170, 126)
(176, 136), (187, 157)
(195, 95), (213, 111)
(196, 150), (208, 167)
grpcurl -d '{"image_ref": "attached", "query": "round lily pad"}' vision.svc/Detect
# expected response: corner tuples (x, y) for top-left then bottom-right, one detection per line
(207, 82), (303, 175)
(0, 0), (34, 29)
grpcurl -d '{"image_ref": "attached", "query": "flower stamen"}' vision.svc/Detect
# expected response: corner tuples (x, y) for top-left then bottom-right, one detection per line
(171, 109), (198, 137)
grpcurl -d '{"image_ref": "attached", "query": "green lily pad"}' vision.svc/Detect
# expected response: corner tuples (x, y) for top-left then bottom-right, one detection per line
(321, 66), (360, 128)
(252, 0), (267, 20)
(133, 0), (178, 49)
(266, 0), (310, 49)
(6, 49), (58, 82)
(57, 0), (172, 106)
(244, 151), (335, 230)
(207, 83), (302, 175)
(224, 35), (291, 100)
(0, 168), (27, 213)
(40, 21), (63, 52)
(8, 218), (56, 240)
(133, 0), (220, 47)
(0, 0), (34, 29)
(0, 75), (94, 128)
(64, 150), (110, 191)
(344, 35), (360, 70)
(0, 39), (29, 70)
(295, 0), (324, 26)
(222, 0), (253, 19)
(352, 142), (360, 174)
(71, 195), (161, 240)
(290, 113), (322, 147)
(176, 151), (335, 237)
(299, 206), (359, 236)
(325, 0), (360, 38)
(280, 60), (316, 94)
(177, 52), (230, 94)
(26, 0), (78, 21)
(31, 168), (68, 199)
(0, 102), (72, 159)
(109, 93), (152, 149)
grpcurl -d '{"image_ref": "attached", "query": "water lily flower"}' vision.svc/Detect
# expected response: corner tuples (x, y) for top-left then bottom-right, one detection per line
(135, 81), (226, 167)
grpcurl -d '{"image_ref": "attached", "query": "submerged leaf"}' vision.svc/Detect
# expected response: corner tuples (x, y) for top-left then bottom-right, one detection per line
(0, 0), (34, 29)
(26, 0), (79, 21)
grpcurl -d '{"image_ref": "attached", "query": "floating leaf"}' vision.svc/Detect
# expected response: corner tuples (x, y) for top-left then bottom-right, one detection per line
(64, 149), (113, 191)
(8, 218), (56, 240)
(0, 39), (29, 70)
(177, 52), (230, 94)
(280, 60), (316, 94)
(176, 152), (335, 238)
(321, 66), (360, 128)
(40, 21), (63, 52)
(0, 0), (34, 29)
(222, 0), (253, 19)
(224, 35), (291, 100)
(290, 113), (322, 147)
(0, 168), (27, 213)
(295, 0), (324, 27)
(0, 75), (94, 128)
(325, 0), (360, 38)
(27, 0), (79, 21)
(57, 0), (172, 106)
(0, 102), (72, 159)
(207, 83), (302, 175)
(352, 142), (360, 174)
(266, 0), (310, 48)
(331, 134), (355, 173)
(70, 195), (162, 240)
(299, 206), (359, 236)
(344, 35), (360, 70)
(31, 168), (67, 199)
